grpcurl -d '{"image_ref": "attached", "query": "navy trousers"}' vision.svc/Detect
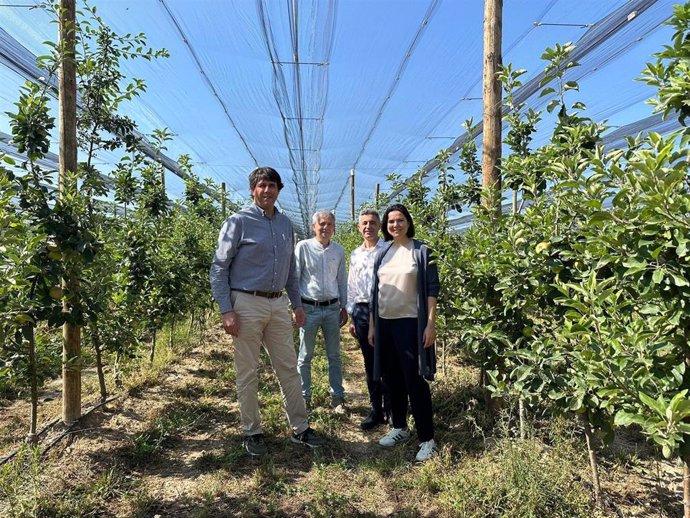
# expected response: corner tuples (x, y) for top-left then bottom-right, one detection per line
(378, 316), (434, 442)
(352, 303), (389, 417)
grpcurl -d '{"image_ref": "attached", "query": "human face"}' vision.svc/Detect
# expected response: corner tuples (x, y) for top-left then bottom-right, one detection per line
(313, 215), (335, 244)
(386, 210), (410, 242)
(250, 179), (279, 211)
(358, 214), (380, 244)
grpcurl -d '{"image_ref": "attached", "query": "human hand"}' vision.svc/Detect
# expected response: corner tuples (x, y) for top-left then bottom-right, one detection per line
(293, 306), (306, 328)
(339, 308), (348, 328)
(348, 323), (356, 338)
(222, 311), (239, 337)
(422, 321), (436, 348)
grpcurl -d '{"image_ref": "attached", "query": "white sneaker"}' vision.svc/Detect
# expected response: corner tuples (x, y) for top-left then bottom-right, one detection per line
(415, 439), (437, 462)
(379, 427), (410, 447)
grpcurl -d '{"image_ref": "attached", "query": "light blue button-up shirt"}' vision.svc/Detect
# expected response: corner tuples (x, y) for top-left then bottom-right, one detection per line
(209, 204), (301, 314)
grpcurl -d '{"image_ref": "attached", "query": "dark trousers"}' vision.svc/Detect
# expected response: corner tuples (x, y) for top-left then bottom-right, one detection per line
(379, 317), (434, 442)
(352, 303), (389, 417)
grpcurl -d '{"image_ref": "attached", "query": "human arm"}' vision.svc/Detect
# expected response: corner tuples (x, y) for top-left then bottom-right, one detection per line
(422, 296), (437, 348)
(209, 216), (241, 314)
(285, 236), (304, 312)
(367, 314), (375, 347)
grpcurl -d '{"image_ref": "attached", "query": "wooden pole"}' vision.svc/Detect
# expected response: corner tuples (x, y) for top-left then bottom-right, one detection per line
(350, 169), (355, 222)
(481, 0), (503, 215)
(375, 183), (380, 211)
(59, 0), (81, 425)
(221, 182), (227, 218)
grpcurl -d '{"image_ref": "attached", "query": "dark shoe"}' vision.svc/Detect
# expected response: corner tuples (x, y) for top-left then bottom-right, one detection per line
(360, 410), (387, 431)
(244, 434), (267, 456)
(291, 427), (323, 448)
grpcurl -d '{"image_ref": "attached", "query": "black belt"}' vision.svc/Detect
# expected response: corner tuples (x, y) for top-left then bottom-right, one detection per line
(301, 297), (339, 307)
(234, 289), (283, 299)
(355, 301), (369, 306)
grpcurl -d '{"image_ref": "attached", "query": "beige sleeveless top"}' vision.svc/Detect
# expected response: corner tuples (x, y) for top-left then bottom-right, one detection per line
(378, 241), (417, 319)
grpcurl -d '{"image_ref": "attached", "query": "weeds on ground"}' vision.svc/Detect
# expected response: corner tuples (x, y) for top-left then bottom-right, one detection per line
(130, 400), (213, 459)
(33, 465), (136, 517)
(0, 445), (41, 518)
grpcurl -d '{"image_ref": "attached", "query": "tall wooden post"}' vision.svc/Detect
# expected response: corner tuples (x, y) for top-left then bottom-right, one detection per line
(221, 182), (227, 218)
(350, 169), (355, 222)
(482, 0), (503, 215)
(59, 0), (81, 425)
(375, 183), (380, 211)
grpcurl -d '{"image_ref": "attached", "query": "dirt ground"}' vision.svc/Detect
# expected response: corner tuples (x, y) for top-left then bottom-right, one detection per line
(0, 325), (686, 517)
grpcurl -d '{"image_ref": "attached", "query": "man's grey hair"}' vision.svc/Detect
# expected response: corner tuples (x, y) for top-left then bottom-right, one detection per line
(312, 210), (336, 225)
(359, 208), (380, 220)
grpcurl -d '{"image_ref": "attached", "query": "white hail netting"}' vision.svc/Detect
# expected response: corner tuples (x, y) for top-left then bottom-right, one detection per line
(0, 0), (682, 235)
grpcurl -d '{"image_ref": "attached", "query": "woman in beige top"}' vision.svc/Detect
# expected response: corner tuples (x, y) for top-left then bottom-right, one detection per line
(367, 204), (440, 462)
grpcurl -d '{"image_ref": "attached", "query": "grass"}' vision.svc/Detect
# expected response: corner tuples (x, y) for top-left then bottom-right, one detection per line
(2, 324), (666, 517)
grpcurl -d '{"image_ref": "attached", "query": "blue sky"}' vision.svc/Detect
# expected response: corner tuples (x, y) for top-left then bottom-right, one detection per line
(0, 0), (679, 234)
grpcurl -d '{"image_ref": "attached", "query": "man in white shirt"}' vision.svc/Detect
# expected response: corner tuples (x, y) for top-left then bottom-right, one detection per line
(347, 209), (390, 430)
(295, 210), (348, 410)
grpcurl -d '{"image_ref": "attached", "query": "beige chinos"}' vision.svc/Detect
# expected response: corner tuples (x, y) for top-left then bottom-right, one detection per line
(231, 291), (309, 436)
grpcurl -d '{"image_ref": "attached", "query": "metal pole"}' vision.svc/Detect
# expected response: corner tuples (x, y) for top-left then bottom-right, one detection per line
(59, 0), (81, 425)
(350, 169), (355, 222)
(375, 183), (380, 210)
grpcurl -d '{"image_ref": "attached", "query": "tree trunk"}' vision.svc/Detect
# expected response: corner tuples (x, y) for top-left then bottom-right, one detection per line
(23, 325), (39, 445)
(581, 412), (603, 507)
(519, 398), (527, 439)
(682, 455), (690, 518)
(168, 316), (175, 349)
(91, 324), (108, 403)
(441, 336), (447, 377)
(113, 350), (123, 388)
(187, 310), (195, 338)
(149, 330), (156, 365)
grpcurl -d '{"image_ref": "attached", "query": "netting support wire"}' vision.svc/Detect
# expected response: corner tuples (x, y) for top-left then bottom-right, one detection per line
(533, 22), (592, 27)
(351, 0), (440, 171)
(274, 61), (327, 65)
(158, 0), (259, 168)
(388, 0), (662, 199)
(0, 25), (227, 201)
(332, 174), (351, 215)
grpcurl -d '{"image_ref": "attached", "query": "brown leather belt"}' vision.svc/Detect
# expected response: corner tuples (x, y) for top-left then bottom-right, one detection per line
(234, 289), (283, 299)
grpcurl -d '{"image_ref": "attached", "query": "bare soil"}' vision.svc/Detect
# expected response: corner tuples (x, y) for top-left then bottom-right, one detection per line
(0, 326), (685, 517)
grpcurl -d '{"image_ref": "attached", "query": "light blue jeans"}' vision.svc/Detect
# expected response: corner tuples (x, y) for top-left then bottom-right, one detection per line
(297, 303), (345, 400)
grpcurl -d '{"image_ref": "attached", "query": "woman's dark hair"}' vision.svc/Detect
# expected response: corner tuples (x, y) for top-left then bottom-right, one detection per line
(249, 166), (284, 191)
(381, 203), (415, 241)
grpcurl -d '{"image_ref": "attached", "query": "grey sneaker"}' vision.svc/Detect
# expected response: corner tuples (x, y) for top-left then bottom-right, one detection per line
(415, 439), (437, 462)
(291, 427), (323, 448)
(331, 397), (346, 414)
(244, 434), (267, 456)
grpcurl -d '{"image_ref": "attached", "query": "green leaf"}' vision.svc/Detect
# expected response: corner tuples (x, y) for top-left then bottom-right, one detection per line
(639, 392), (666, 418)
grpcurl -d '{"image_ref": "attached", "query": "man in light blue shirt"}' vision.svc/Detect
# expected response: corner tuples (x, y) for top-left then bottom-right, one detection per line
(210, 167), (322, 456)
(295, 210), (348, 410)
